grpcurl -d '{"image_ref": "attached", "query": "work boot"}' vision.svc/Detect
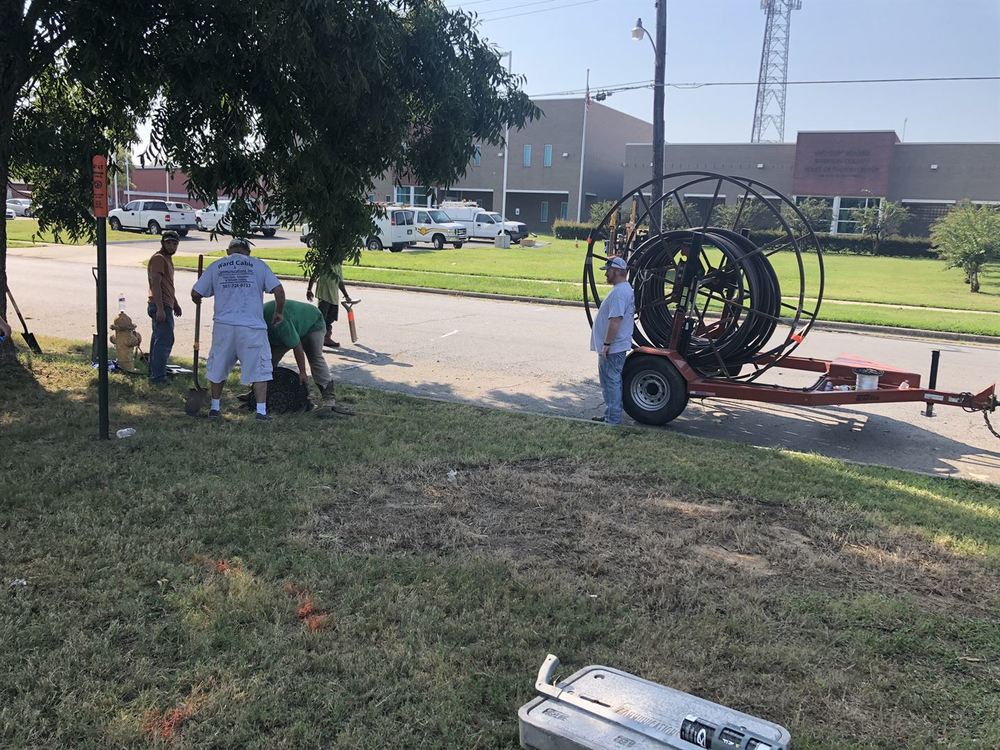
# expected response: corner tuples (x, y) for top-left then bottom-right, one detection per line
(318, 384), (338, 408)
(323, 338), (340, 348)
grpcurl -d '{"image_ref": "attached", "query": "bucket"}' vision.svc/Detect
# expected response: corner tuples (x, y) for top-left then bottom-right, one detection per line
(854, 367), (883, 391)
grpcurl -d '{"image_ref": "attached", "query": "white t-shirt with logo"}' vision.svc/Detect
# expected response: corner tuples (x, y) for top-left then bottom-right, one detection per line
(192, 255), (281, 330)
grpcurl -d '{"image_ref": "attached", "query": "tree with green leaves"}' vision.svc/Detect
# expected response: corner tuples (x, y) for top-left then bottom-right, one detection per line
(854, 199), (911, 254)
(588, 200), (617, 226)
(931, 201), (1000, 293)
(784, 198), (831, 236)
(1, 0), (537, 352)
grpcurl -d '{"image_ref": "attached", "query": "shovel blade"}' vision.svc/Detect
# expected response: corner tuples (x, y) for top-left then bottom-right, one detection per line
(22, 333), (42, 354)
(185, 387), (209, 416)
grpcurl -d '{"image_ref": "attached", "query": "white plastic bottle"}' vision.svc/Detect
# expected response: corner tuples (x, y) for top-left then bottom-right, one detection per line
(118, 293), (126, 312)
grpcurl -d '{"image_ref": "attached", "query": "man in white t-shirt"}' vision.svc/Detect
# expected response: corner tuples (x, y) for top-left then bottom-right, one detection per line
(191, 237), (286, 421)
(590, 256), (635, 424)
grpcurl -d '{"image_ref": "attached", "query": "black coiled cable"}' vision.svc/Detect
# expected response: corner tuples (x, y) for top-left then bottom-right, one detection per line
(628, 228), (782, 376)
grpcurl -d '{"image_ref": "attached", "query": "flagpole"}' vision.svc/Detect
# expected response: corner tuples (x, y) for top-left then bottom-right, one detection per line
(576, 68), (589, 222)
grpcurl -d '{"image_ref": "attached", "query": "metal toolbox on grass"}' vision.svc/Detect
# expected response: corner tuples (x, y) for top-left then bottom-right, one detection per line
(519, 655), (791, 750)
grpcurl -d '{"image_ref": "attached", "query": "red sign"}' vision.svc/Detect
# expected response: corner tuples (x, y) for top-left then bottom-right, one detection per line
(792, 132), (898, 197)
(92, 155), (108, 218)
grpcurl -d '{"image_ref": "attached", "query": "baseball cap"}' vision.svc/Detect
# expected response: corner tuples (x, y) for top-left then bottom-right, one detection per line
(228, 237), (251, 251)
(161, 230), (179, 241)
(600, 256), (627, 271)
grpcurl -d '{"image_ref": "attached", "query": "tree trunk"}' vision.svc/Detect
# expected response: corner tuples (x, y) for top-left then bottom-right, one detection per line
(970, 267), (980, 293)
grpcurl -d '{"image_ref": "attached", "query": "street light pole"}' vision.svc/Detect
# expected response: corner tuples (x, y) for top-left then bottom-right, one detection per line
(652, 2), (666, 231)
(499, 50), (512, 220)
(633, 6), (667, 232)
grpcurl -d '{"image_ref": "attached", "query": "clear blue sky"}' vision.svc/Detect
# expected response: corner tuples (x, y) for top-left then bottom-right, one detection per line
(450, 0), (1000, 143)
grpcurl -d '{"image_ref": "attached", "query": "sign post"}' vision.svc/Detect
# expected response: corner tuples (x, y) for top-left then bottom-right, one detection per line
(92, 155), (110, 440)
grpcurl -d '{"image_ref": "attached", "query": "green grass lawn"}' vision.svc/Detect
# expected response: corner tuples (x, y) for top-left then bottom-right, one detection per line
(175, 246), (1000, 335)
(5, 217), (145, 245)
(2, 340), (999, 747)
(213, 238), (1000, 314)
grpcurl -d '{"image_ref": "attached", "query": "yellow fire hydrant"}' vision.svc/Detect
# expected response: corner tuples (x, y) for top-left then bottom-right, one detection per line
(110, 311), (142, 371)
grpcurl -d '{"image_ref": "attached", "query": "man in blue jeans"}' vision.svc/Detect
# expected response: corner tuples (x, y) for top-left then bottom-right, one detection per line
(590, 256), (634, 424)
(146, 230), (182, 383)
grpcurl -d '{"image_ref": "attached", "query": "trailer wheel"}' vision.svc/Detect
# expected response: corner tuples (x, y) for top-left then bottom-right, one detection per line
(622, 354), (688, 425)
(389, 243), (405, 253)
(262, 228), (277, 238)
(178, 229), (189, 237)
(453, 242), (463, 249)
(432, 234), (445, 250)
(366, 237), (383, 251)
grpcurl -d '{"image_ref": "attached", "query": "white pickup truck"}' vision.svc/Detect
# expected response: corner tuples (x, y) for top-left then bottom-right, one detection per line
(438, 201), (527, 243)
(197, 198), (280, 237)
(108, 200), (198, 236)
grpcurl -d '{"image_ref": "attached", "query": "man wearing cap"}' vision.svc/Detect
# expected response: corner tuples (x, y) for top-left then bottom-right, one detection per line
(191, 237), (286, 421)
(147, 230), (182, 384)
(590, 255), (634, 425)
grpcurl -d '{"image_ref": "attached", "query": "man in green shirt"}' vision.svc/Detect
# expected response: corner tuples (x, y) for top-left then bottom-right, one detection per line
(263, 299), (336, 407)
(306, 265), (355, 348)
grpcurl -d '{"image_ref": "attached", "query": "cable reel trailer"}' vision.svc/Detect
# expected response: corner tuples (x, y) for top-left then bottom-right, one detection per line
(583, 171), (998, 432)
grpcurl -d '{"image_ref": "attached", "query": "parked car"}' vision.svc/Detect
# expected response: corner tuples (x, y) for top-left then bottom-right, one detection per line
(5, 206), (15, 220)
(439, 201), (527, 243)
(197, 198), (279, 236)
(6, 198), (32, 217)
(108, 200), (197, 235)
(300, 205), (418, 253)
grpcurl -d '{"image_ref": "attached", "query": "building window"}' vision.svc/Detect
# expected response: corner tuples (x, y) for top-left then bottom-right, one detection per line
(543, 144), (553, 168)
(834, 196), (880, 235)
(559, 201), (569, 220)
(540, 201), (549, 224)
(393, 186), (432, 206)
(523, 144), (532, 167)
(472, 146), (481, 167)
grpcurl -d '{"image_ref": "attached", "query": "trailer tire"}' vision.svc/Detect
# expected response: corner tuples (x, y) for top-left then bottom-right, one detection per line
(178, 229), (189, 237)
(622, 354), (688, 425)
(389, 243), (404, 253)
(366, 237), (383, 251)
(432, 234), (445, 250)
(262, 228), (277, 238)
(452, 242), (463, 249)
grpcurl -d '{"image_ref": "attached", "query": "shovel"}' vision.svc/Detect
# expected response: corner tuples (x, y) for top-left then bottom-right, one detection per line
(341, 297), (360, 343)
(184, 255), (210, 416)
(5, 285), (42, 354)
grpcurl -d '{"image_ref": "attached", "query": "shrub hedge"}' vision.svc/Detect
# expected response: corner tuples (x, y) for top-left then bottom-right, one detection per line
(553, 219), (935, 257)
(552, 220), (593, 240)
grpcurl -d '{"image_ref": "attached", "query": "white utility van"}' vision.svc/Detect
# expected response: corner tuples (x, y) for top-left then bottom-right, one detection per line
(300, 205), (421, 253)
(439, 201), (528, 244)
(410, 207), (466, 249)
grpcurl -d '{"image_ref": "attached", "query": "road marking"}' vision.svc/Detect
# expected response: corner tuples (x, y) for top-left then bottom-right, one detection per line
(440, 330), (459, 338)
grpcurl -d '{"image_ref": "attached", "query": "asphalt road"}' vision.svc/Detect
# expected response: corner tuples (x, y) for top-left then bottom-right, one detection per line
(6, 245), (1000, 483)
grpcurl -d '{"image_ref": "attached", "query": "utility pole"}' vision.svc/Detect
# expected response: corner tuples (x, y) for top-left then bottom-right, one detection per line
(500, 50), (512, 219)
(651, 1), (666, 231)
(576, 69), (589, 222)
